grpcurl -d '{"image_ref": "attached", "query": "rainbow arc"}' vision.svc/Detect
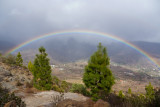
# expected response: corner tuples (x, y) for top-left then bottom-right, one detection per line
(5, 30), (160, 69)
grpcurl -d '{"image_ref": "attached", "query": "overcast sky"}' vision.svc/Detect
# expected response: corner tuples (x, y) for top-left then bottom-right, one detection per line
(0, 0), (160, 44)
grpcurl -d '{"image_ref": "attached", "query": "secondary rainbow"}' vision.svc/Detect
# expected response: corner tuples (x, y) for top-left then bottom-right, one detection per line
(5, 30), (160, 69)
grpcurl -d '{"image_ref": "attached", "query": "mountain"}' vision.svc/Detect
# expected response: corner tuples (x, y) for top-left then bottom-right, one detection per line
(0, 40), (15, 54)
(133, 41), (160, 58)
(9, 37), (160, 72)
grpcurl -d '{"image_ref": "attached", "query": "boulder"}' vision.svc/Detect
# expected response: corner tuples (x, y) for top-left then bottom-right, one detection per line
(94, 99), (110, 107)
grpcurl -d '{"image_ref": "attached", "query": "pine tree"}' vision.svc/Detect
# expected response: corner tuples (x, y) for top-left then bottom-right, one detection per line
(28, 61), (33, 72)
(128, 88), (132, 95)
(32, 46), (52, 90)
(145, 82), (155, 102)
(119, 90), (125, 99)
(83, 43), (115, 101)
(16, 52), (23, 66)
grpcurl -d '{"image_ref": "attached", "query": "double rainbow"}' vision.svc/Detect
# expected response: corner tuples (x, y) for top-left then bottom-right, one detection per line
(5, 30), (160, 69)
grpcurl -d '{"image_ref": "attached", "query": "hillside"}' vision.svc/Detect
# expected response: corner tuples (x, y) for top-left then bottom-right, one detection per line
(51, 60), (160, 93)
(8, 38), (159, 77)
(1, 48), (160, 106)
(133, 41), (160, 58)
(0, 40), (15, 53)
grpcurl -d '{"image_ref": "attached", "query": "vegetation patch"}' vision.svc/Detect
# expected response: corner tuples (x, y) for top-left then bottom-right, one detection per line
(70, 83), (90, 96)
(0, 84), (26, 107)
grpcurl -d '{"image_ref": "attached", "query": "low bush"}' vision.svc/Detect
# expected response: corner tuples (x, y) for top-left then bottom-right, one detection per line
(0, 84), (26, 107)
(52, 85), (64, 93)
(51, 93), (65, 106)
(52, 76), (71, 92)
(52, 76), (60, 86)
(106, 84), (160, 107)
(16, 80), (23, 86)
(70, 83), (90, 96)
(25, 81), (33, 88)
(3, 54), (16, 65)
(25, 88), (34, 93)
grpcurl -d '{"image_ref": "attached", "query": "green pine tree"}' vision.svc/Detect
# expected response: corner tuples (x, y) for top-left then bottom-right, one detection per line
(31, 46), (52, 90)
(118, 90), (125, 99)
(16, 52), (23, 66)
(128, 87), (132, 95)
(83, 43), (115, 101)
(28, 61), (33, 72)
(145, 82), (155, 102)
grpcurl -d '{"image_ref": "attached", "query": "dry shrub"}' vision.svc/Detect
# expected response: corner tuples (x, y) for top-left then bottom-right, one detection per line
(16, 80), (23, 86)
(25, 82), (33, 88)
(51, 93), (65, 106)
(25, 88), (34, 93)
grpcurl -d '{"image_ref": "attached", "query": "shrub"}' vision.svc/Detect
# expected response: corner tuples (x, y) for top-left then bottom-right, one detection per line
(0, 84), (26, 106)
(52, 76), (71, 92)
(70, 83), (90, 96)
(51, 93), (65, 106)
(150, 89), (160, 106)
(16, 80), (23, 86)
(128, 88), (132, 95)
(28, 61), (33, 72)
(25, 81), (33, 88)
(118, 90), (125, 99)
(52, 85), (64, 92)
(124, 93), (146, 107)
(145, 82), (155, 102)
(61, 81), (70, 92)
(52, 76), (60, 86)
(25, 88), (34, 93)
(3, 54), (16, 65)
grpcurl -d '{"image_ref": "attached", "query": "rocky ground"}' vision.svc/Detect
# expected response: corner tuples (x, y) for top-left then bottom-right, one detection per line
(0, 62), (91, 107)
(23, 91), (88, 107)
(1, 61), (160, 107)
(0, 62), (32, 92)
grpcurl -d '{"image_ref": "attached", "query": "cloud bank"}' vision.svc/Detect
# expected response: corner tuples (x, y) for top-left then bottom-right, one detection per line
(0, 0), (160, 44)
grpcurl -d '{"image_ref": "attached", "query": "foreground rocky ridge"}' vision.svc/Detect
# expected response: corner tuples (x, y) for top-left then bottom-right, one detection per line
(0, 62), (32, 92)
(0, 62), (111, 107)
(1, 61), (160, 107)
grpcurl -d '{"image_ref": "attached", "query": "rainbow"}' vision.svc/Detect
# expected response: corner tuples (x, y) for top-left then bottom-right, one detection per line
(5, 30), (160, 69)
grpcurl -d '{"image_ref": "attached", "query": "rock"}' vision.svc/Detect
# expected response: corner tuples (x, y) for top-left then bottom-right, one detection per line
(21, 77), (25, 82)
(56, 99), (95, 107)
(0, 75), (4, 81)
(83, 99), (95, 107)
(4, 71), (12, 76)
(56, 99), (79, 107)
(4, 100), (16, 107)
(94, 99), (110, 107)
(38, 103), (54, 107)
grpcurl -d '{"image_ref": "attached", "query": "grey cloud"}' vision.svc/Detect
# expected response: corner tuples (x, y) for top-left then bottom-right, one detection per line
(0, 0), (160, 44)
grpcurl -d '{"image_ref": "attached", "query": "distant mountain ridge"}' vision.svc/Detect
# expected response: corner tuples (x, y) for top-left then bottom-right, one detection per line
(1, 38), (160, 68)
(0, 40), (15, 53)
(133, 41), (160, 58)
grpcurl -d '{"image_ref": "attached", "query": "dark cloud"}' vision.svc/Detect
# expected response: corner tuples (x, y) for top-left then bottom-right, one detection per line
(0, 0), (160, 44)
